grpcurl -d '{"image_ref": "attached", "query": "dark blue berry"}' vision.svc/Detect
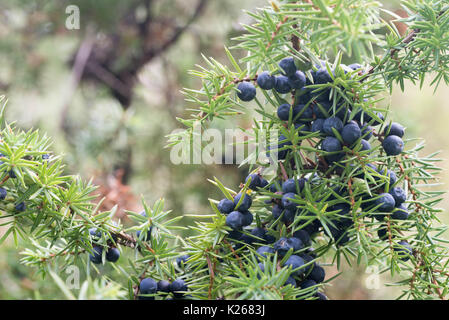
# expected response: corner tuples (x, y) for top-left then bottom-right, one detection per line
(272, 205), (283, 220)
(288, 70), (306, 89)
(394, 241), (412, 262)
(360, 124), (373, 140)
(89, 246), (103, 264)
(323, 117), (343, 136)
(282, 192), (297, 209)
(237, 82), (256, 101)
(322, 136), (342, 152)
(300, 279), (317, 290)
(389, 187), (406, 205)
(384, 122), (405, 138)
(140, 278), (158, 297)
(307, 264), (325, 283)
(170, 279), (188, 298)
(277, 103), (292, 121)
(226, 211), (244, 230)
(234, 193), (252, 211)
(176, 254), (190, 267)
(15, 202), (26, 212)
(105, 247), (120, 263)
(217, 198), (235, 214)
(360, 139), (371, 152)
(0, 187), (6, 200)
(311, 118), (325, 133)
(256, 246), (275, 259)
(279, 57), (297, 76)
(240, 210), (254, 227)
(341, 121), (361, 145)
(374, 193), (396, 213)
(293, 104), (313, 122)
(348, 63), (362, 70)
(282, 178), (305, 194)
(245, 173), (262, 190)
(284, 255), (305, 276)
(274, 75), (292, 94)
(157, 280), (171, 293)
(284, 276), (296, 287)
(314, 67), (333, 84)
(293, 230), (311, 247)
(257, 71), (276, 90)
(383, 135), (404, 156)
(392, 204), (409, 220)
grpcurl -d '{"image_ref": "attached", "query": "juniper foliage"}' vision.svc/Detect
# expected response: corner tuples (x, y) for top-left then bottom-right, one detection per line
(0, 0), (449, 300)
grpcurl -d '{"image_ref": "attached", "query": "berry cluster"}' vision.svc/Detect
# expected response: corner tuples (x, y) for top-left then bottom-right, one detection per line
(88, 228), (121, 264)
(220, 56), (414, 298)
(138, 277), (188, 300)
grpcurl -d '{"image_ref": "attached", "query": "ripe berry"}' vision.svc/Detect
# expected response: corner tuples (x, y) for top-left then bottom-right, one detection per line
(233, 193), (252, 211)
(341, 121), (361, 145)
(382, 135), (404, 156)
(293, 230), (311, 247)
(245, 173), (262, 190)
(284, 276), (296, 287)
(315, 292), (328, 300)
(323, 117), (343, 136)
(272, 205), (283, 220)
(240, 210), (254, 226)
(170, 279), (188, 298)
(284, 255), (305, 276)
(374, 193), (396, 213)
(300, 279), (317, 290)
(322, 136), (342, 152)
(281, 192), (297, 209)
(274, 237), (303, 256)
(9, 170), (17, 179)
(307, 264), (325, 283)
(277, 103), (292, 121)
(378, 168), (397, 186)
(360, 124), (373, 140)
(281, 208), (296, 224)
(384, 122), (405, 138)
(279, 57), (297, 77)
(274, 75), (292, 94)
(360, 139), (371, 152)
(139, 277), (158, 299)
(226, 211), (244, 230)
(176, 254), (190, 267)
(288, 70), (306, 89)
(105, 247), (120, 263)
(217, 198), (235, 214)
(314, 67), (333, 84)
(348, 63), (362, 70)
(250, 227), (266, 240)
(282, 178), (305, 194)
(89, 246), (103, 264)
(237, 82), (256, 101)
(0, 187), (7, 200)
(259, 178), (269, 189)
(389, 187), (406, 205)
(311, 118), (325, 133)
(15, 202), (26, 212)
(392, 204), (409, 220)
(257, 71), (276, 90)
(377, 226), (389, 241)
(312, 103), (330, 119)
(394, 241), (413, 262)
(157, 280), (171, 293)
(256, 246), (275, 259)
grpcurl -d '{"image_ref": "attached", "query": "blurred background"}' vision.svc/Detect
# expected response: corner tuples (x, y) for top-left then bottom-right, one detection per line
(0, 0), (447, 299)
